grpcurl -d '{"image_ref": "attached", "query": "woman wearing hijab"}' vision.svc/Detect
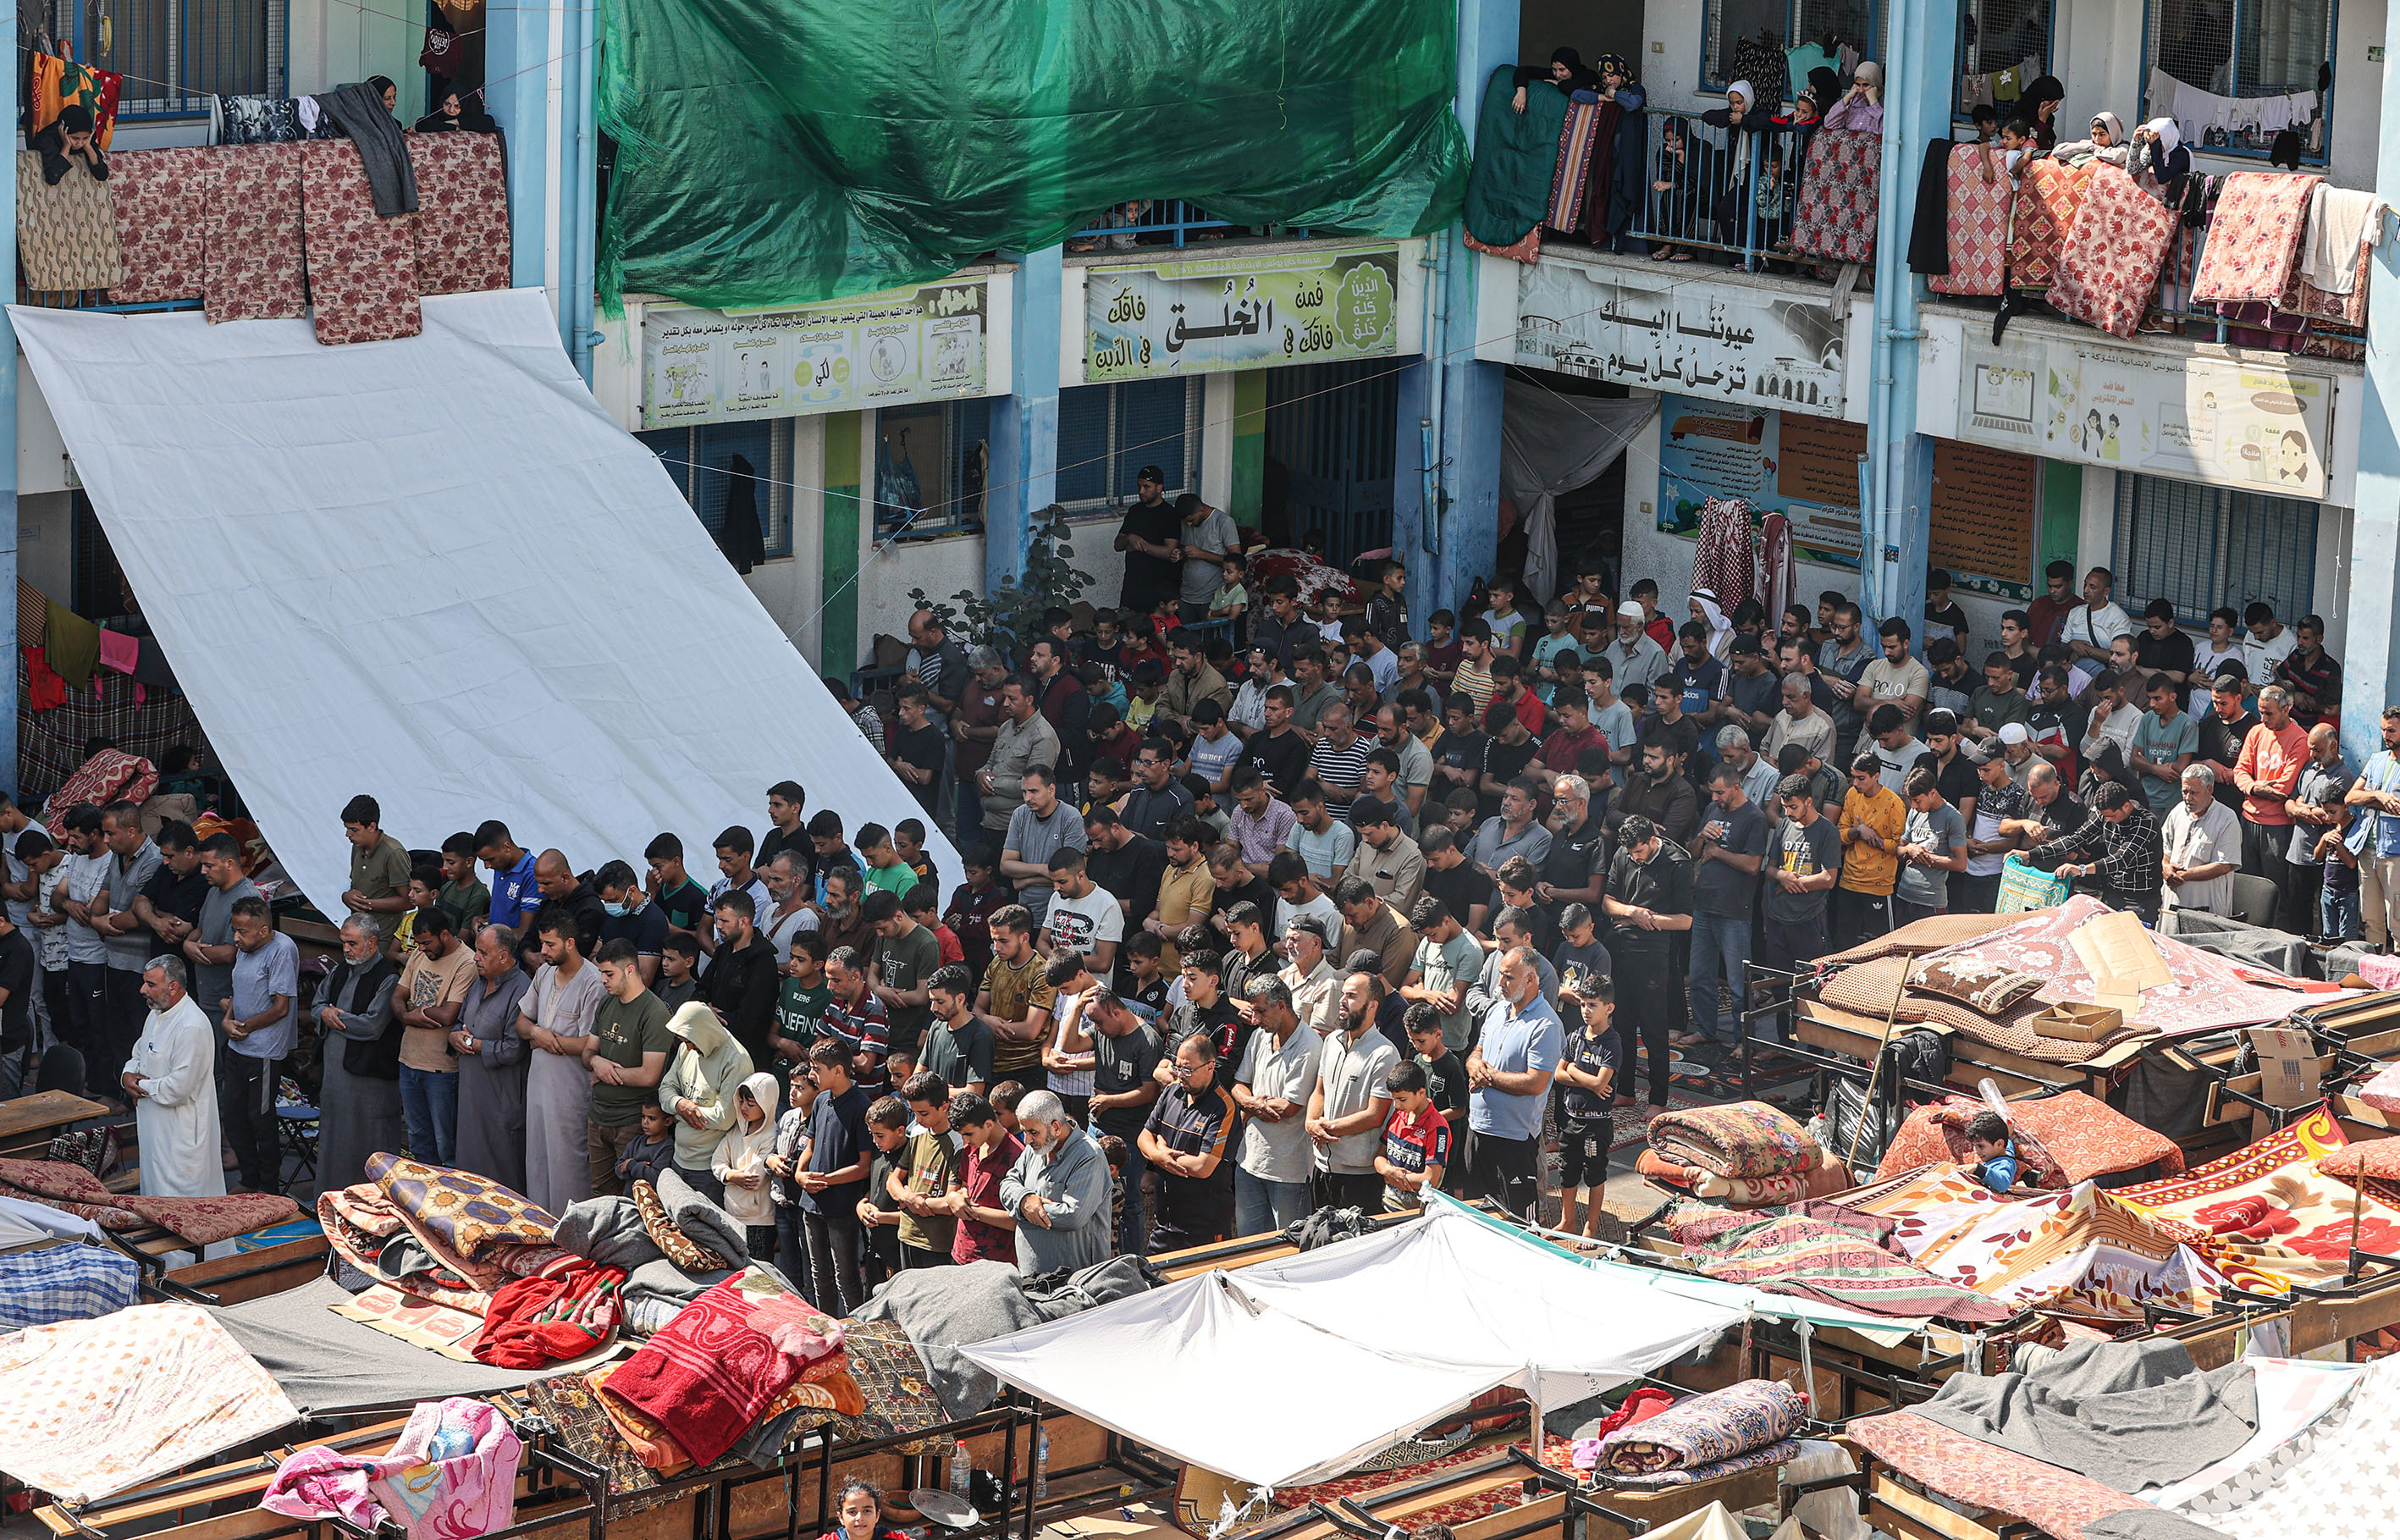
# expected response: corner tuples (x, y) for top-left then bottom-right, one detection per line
(1512, 47), (1599, 110)
(450, 925), (531, 1190)
(30, 103), (105, 185)
(1647, 115), (1719, 262)
(1700, 81), (1777, 252)
(414, 88), (497, 134)
(2130, 117), (2191, 195)
(1587, 52), (1651, 253)
(2019, 75), (2066, 150)
(2052, 112), (2130, 167)
(1823, 61), (1884, 132)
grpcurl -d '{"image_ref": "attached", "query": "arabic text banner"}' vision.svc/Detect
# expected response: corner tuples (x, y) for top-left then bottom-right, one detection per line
(1656, 395), (1864, 567)
(1959, 332), (2332, 500)
(1084, 244), (1400, 381)
(642, 277), (991, 428)
(1514, 257), (1848, 420)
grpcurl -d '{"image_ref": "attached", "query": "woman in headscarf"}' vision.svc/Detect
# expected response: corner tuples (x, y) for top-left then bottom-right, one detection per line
(1588, 52), (1651, 253)
(450, 924), (531, 1190)
(2130, 117), (2191, 196)
(1511, 47), (1599, 111)
(2019, 75), (2066, 150)
(654, 1000), (753, 1206)
(1823, 61), (1884, 132)
(1647, 115), (1718, 262)
(1700, 81), (1778, 253)
(2052, 111), (2129, 167)
(30, 103), (106, 185)
(413, 87), (497, 134)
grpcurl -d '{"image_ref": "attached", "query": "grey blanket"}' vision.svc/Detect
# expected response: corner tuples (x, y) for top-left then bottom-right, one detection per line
(315, 82), (417, 216)
(858, 1255), (1154, 1418)
(208, 1278), (572, 1416)
(2155, 910), (2309, 977)
(656, 1167), (750, 1263)
(1912, 1339), (2258, 1491)
(553, 1195), (667, 1272)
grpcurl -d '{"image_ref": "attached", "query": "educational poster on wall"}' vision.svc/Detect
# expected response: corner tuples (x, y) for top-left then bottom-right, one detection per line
(1655, 395), (1865, 567)
(1929, 439), (2039, 601)
(1083, 243), (1399, 381)
(641, 278), (990, 428)
(1515, 258), (1848, 418)
(1959, 334), (2331, 500)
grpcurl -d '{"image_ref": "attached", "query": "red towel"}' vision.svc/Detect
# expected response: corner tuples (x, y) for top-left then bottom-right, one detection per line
(597, 1271), (801, 1466)
(473, 1261), (626, 1369)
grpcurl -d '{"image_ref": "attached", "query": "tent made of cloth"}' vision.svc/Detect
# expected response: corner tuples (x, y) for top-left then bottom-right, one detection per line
(962, 1198), (1746, 1487)
(7, 290), (958, 913)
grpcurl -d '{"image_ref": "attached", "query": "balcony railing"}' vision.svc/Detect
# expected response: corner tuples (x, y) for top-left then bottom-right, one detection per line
(1067, 199), (1310, 251)
(1628, 122), (1817, 271)
(65, 0), (285, 119)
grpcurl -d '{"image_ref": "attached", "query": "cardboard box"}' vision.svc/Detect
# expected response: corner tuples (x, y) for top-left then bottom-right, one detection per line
(2033, 1003), (2125, 1042)
(2248, 1026), (2333, 1110)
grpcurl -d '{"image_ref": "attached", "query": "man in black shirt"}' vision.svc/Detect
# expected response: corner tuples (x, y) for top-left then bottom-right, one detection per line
(1478, 701), (1541, 822)
(1602, 815), (1695, 1109)
(2194, 670), (2259, 789)
(703, 891), (783, 1069)
(1419, 826), (1490, 936)
(1432, 696), (1489, 810)
(134, 821), (210, 954)
(0, 903), (34, 1097)
(1084, 809), (1167, 939)
(886, 686), (948, 815)
(1240, 687), (1313, 799)
(1114, 466), (1183, 614)
(1538, 773), (1608, 909)
(2134, 600), (2196, 698)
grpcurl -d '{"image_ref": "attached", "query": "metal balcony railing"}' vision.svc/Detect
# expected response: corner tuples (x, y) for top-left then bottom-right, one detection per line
(1627, 120), (1817, 271)
(1067, 199), (1310, 251)
(63, 0), (285, 120)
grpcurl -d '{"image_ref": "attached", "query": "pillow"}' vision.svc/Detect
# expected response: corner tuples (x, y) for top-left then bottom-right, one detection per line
(2317, 1140), (2400, 1180)
(1909, 954), (2048, 1013)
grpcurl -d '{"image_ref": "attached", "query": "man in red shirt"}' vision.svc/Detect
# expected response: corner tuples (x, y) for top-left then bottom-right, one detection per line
(1485, 657), (1546, 737)
(1539, 689), (1607, 776)
(2023, 560), (2079, 650)
(943, 1090), (1023, 1264)
(2232, 685), (2311, 929)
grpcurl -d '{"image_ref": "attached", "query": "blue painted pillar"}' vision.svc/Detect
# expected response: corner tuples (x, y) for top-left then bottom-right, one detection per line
(2342, 8), (2400, 770)
(1862, 0), (1946, 642)
(986, 246), (1063, 596)
(1394, 0), (1512, 633)
(485, 0), (562, 323)
(0, 0), (16, 796)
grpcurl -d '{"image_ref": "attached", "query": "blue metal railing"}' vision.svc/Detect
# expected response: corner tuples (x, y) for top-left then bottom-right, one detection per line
(1629, 120), (1813, 269)
(1068, 199), (1310, 251)
(76, 0), (285, 119)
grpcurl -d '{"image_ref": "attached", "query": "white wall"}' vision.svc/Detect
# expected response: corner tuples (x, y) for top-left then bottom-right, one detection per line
(17, 491), (73, 605)
(286, 0), (424, 121)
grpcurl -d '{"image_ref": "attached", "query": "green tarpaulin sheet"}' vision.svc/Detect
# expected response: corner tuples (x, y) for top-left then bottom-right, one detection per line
(1462, 64), (1567, 247)
(598, 0), (1470, 309)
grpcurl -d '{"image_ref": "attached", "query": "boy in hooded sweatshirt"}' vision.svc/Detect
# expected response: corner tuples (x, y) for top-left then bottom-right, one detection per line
(656, 1001), (756, 1207)
(714, 1069), (784, 1258)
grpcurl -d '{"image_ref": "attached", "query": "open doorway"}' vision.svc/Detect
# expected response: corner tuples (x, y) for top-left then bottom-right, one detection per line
(1261, 360), (1398, 567)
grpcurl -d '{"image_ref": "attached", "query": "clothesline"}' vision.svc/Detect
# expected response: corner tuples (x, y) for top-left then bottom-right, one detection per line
(14, 31), (588, 115)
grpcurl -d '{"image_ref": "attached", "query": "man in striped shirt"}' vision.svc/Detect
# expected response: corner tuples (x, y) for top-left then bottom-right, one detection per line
(1308, 704), (1373, 810)
(1139, 1033), (1238, 1250)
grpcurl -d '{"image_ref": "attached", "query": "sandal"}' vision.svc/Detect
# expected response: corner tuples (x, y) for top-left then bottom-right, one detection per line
(1668, 251), (1695, 262)
(1650, 246), (1674, 261)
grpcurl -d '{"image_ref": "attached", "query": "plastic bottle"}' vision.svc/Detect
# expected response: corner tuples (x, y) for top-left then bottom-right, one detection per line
(1035, 1429), (1050, 1501)
(950, 1438), (972, 1497)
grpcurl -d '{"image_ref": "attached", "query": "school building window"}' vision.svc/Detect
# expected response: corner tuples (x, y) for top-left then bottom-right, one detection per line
(2110, 472), (2315, 627)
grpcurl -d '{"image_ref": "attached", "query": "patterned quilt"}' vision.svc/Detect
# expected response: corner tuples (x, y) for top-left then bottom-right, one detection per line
(1849, 1411), (2163, 1540)
(1928, 143), (2012, 295)
(2116, 1107), (2400, 1287)
(1669, 1206), (2016, 1322)
(1647, 1100), (1819, 1181)
(2006, 158), (2094, 291)
(2048, 164), (2177, 338)
(1592, 1378), (1803, 1476)
(1875, 1092), (2185, 1188)
(2191, 171), (2319, 304)
(1790, 128), (1879, 264)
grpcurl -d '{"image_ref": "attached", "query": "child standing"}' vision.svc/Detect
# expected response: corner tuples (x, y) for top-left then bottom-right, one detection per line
(1374, 1060), (1451, 1212)
(856, 1096), (913, 1289)
(2321, 815), (2364, 942)
(714, 1071), (784, 1260)
(618, 1097), (676, 1189)
(768, 1071), (817, 1295)
(1553, 974), (1620, 1239)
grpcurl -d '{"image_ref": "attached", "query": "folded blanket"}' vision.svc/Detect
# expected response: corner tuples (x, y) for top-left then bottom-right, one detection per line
(1647, 1101), (1820, 1181)
(319, 1208), (492, 1316)
(587, 1361), (697, 1475)
(1672, 1208), (2016, 1322)
(367, 1154), (557, 1263)
(1598, 1439), (1801, 1490)
(629, 1180), (728, 1272)
(323, 1184), (407, 1238)
(474, 1261), (626, 1369)
(0, 1157), (296, 1245)
(554, 1195), (666, 1272)
(655, 1167), (750, 1265)
(265, 1396), (521, 1540)
(598, 1267), (833, 1466)
(1594, 1379), (1805, 1476)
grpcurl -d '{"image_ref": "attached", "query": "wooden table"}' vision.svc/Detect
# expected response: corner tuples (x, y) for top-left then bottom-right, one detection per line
(0, 1089), (111, 1159)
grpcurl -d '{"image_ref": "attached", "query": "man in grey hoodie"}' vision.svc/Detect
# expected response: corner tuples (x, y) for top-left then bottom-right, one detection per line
(999, 1083), (1115, 1275)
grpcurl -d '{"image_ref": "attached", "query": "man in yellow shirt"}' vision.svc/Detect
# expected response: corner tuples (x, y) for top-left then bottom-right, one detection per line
(1834, 750), (1906, 951)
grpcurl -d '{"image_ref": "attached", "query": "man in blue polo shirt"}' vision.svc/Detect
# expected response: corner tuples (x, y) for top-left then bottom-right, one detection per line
(2349, 705), (2400, 951)
(474, 820), (540, 930)
(1465, 946), (1562, 1222)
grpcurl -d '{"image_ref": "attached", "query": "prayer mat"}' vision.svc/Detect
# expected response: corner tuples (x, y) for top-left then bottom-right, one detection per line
(17, 151), (122, 293)
(206, 142), (306, 322)
(2049, 165), (2178, 338)
(2006, 157), (2094, 291)
(1604, 1090), (1710, 1154)
(107, 147), (212, 303)
(1928, 142), (2013, 295)
(819, 1316), (946, 1444)
(2191, 171), (2319, 303)
(406, 134), (510, 295)
(233, 1217), (324, 1250)
(1790, 128), (1879, 264)
(329, 1283), (488, 1361)
(301, 140), (421, 345)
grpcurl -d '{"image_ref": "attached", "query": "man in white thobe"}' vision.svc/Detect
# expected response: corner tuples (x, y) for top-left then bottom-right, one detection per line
(120, 955), (225, 1198)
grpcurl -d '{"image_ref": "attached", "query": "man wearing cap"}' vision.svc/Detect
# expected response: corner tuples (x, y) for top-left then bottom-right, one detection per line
(1354, 801), (1426, 912)
(1994, 720), (2039, 787)
(1279, 914), (1342, 1039)
(1114, 466), (1183, 615)
(1959, 747), (2031, 911)
(1176, 493), (1239, 625)
(1604, 601), (1670, 693)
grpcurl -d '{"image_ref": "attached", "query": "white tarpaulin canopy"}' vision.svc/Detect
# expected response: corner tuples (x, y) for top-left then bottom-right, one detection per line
(961, 1201), (1745, 1486)
(9, 291), (956, 909)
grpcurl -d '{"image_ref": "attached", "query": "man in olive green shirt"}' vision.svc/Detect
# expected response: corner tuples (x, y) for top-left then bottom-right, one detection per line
(865, 888), (943, 1057)
(585, 939), (674, 1196)
(341, 793), (413, 940)
(894, 1072), (963, 1264)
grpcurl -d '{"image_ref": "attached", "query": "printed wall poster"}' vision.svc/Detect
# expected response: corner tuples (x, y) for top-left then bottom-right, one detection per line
(642, 279), (990, 428)
(1083, 243), (1399, 380)
(1655, 395), (1865, 567)
(1960, 334), (2331, 500)
(1516, 258), (1849, 419)
(1928, 439), (2040, 601)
